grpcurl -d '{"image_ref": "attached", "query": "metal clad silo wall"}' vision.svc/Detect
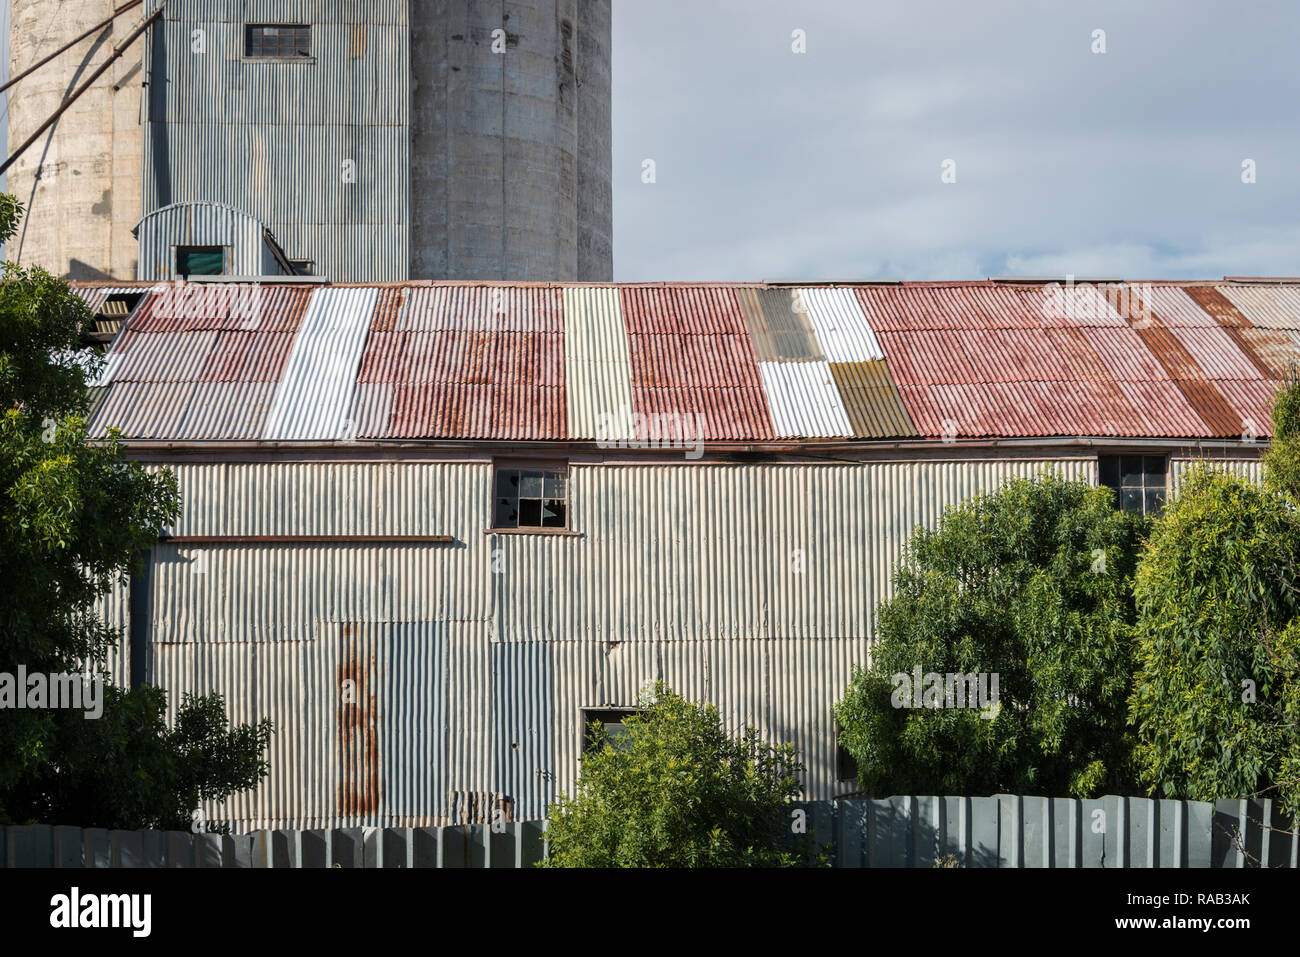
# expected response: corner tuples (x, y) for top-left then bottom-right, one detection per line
(146, 2), (410, 281)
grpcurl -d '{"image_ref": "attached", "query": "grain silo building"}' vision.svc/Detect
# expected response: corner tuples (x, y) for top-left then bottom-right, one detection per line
(7, 0), (613, 282)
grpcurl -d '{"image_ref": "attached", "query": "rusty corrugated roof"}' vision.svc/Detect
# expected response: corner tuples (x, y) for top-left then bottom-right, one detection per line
(621, 287), (774, 441)
(74, 278), (1300, 445)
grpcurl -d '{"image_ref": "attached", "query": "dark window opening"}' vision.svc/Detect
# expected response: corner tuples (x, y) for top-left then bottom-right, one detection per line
(834, 720), (858, 783)
(1099, 454), (1166, 516)
(581, 709), (640, 756)
(288, 259), (313, 276)
(176, 246), (225, 277)
(83, 292), (145, 345)
(493, 464), (568, 529)
(246, 24), (312, 58)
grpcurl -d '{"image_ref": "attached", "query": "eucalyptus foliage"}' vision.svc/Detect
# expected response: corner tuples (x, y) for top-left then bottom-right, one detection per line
(0, 195), (273, 829)
(835, 472), (1147, 798)
(1130, 375), (1300, 822)
(542, 683), (806, 867)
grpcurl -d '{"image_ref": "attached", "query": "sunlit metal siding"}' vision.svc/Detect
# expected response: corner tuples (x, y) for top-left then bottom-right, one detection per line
(134, 203), (270, 280)
(398, 286), (562, 331)
(129, 282), (309, 333)
(757, 361), (852, 438)
(1170, 457), (1264, 493)
(492, 641), (553, 820)
(563, 287), (634, 440)
(1167, 326), (1265, 380)
(1235, 328), (1300, 379)
(1143, 286), (1220, 327)
(174, 381), (277, 439)
(1218, 285), (1300, 330)
(799, 287), (884, 362)
(88, 382), (199, 439)
(495, 459), (1096, 647)
(144, 9), (411, 282)
(137, 456), (1103, 828)
(263, 287), (376, 440)
(158, 619), (451, 831)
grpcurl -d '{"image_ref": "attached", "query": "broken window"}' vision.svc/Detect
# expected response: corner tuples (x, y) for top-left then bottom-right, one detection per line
(492, 463), (568, 529)
(246, 24), (312, 58)
(581, 709), (640, 756)
(1099, 454), (1166, 517)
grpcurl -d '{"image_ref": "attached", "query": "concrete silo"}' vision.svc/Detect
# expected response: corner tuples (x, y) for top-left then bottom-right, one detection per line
(5, 0), (144, 278)
(4, 0), (612, 282)
(410, 0), (613, 280)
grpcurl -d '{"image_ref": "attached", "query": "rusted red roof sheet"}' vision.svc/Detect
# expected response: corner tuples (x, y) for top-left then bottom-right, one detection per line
(620, 287), (775, 440)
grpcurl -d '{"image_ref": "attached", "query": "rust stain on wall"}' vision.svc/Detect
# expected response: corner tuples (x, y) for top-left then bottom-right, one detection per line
(338, 628), (380, 817)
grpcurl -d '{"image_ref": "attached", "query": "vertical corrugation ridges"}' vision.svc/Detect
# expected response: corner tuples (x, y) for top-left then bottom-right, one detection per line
(621, 286), (775, 440)
(563, 287), (634, 440)
(262, 288), (376, 440)
(830, 360), (917, 438)
(757, 361), (852, 438)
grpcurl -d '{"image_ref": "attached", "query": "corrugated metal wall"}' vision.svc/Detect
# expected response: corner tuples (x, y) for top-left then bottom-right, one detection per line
(1170, 456), (1265, 492)
(143, 4), (410, 281)
(136, 456), (1097, 830)
(135, 203), (279, 280)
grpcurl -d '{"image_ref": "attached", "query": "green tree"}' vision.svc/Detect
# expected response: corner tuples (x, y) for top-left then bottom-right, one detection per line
(1129, 374), (1300, 822)
(0, 195), (273, 830)
(542, 683), (806, 867)
(835, 471), (1147, 799)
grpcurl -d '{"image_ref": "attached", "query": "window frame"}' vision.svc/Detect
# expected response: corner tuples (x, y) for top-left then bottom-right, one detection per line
(580, 708), (641, 757)
(174, 244), (227, 277)
(244, 23), (314, 60)
(1098, 453), (1168, 517)
(488, 458), (573, 534)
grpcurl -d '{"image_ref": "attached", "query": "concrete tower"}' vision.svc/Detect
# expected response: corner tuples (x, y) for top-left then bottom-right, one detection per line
(5, 0), (145, 278)
(411, 0), (613, 280)
(4, 0), (612, 281)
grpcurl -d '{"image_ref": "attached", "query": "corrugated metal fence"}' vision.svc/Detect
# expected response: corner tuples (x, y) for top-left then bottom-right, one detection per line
(3, 795), (1295, 867)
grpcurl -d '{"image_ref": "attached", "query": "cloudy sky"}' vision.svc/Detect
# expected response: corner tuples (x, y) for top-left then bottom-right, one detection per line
(611, 0), (1300, 282)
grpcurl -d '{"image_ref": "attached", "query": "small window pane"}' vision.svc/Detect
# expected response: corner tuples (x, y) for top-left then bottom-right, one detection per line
(1121, 487), (1143, 513)
(544, 474), (566, 497)
(494, 498), (517, 528)
(495, 469), (518, 496)
(177, 246), (223, 276)
(542, 499), (566, 528)
(518, 498), (541, 526)
(246, 24), (311, 58)
(1120, 456), (1143, 488)
(1144, 456), (1165, 485)
(1099, 456), (1119, 488)
(519, 472), (543, 498)
(1145, 488), (1165, 516)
